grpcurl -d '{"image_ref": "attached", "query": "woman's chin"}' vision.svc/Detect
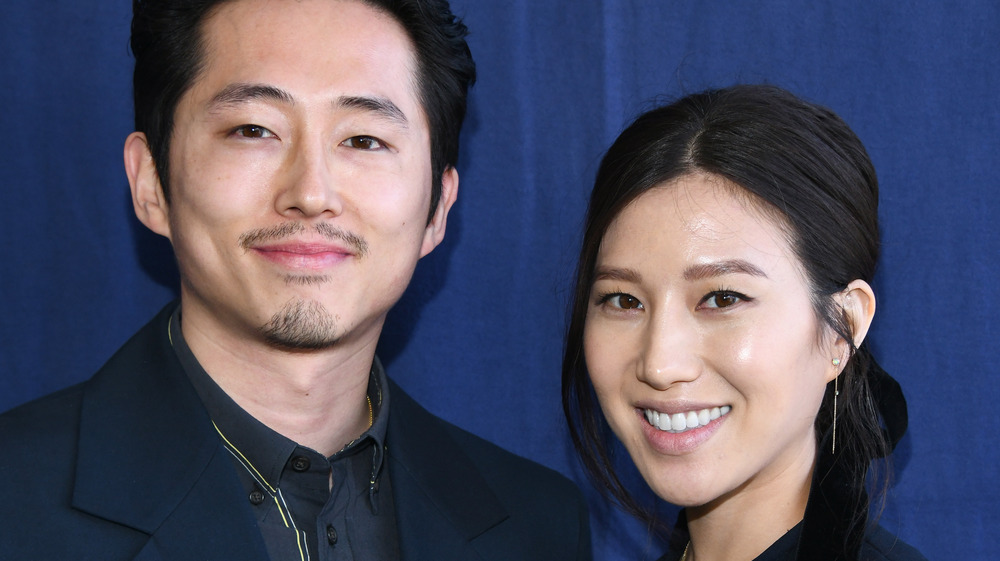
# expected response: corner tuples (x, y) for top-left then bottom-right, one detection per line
(639, 470), (720, 509)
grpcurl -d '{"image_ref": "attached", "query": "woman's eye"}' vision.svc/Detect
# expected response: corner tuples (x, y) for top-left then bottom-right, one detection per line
(342, 136), (385, 150)
(701, 291), (745, 309)
(232, 125), (275, 139)
(602, 293), (643, 310)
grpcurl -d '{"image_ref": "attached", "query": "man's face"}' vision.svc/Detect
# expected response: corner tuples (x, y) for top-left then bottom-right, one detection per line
(130, 0), (454, 352)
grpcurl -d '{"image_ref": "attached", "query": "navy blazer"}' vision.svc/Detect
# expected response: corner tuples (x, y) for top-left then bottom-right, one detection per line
(0, 305), (591, 560)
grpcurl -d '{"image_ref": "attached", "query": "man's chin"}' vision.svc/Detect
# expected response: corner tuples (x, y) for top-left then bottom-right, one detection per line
(259, 299), (341, 350)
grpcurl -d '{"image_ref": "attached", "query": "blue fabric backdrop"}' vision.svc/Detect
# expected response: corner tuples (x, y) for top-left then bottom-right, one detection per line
(1, 2), (996, 559)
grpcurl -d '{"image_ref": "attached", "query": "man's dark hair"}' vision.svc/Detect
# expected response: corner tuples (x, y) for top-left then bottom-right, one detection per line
(131, 0), (475, 221)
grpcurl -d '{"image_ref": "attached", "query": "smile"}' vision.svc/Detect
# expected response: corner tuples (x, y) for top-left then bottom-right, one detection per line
(643, 405), (731, 433)
(252, 243), (355, 270)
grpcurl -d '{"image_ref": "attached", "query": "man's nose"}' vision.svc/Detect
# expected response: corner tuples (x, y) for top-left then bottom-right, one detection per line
(275, 141), (344, 219)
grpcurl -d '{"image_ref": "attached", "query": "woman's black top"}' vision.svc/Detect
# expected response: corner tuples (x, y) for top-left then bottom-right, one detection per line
(657, 513), (926, 561)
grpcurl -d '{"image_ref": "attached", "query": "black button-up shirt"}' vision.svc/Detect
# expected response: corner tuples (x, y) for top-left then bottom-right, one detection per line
(168, 308), (400, 561)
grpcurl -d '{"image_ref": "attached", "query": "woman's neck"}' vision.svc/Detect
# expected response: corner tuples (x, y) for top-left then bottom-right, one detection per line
(683, 452), (814, 561)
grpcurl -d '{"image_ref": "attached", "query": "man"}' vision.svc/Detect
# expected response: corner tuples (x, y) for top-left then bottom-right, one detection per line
(0, 0), (591, 559)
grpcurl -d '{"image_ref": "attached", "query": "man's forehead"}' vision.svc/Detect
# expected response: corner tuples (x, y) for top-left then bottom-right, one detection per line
(198, 0), (417, 72)
(184, 0), (425, 124)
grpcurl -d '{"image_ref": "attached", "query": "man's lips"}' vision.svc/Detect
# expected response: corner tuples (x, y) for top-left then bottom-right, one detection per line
(239, 222), (370, 260)
(252, 242), (354, 269)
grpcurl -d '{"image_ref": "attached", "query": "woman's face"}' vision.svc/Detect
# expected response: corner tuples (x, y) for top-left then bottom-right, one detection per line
(584, 172), (840, 510)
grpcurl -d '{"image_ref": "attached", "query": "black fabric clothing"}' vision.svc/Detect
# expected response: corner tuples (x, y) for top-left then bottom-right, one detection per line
(658, 516), (926, 561)
(168, 308), (398, 561)
(0, 303), (592, 560)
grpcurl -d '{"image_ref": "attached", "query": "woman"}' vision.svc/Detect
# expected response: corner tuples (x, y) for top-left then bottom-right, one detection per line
(562, 85), (926, 561)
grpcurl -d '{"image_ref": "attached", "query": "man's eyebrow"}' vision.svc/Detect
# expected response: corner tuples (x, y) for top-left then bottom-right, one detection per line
(593, 266), (641, 284)
(337, 95), (409, 128)
(683, 259), (768, 281)
(205, 87), (408, 129)
(209, 83), (294, 108)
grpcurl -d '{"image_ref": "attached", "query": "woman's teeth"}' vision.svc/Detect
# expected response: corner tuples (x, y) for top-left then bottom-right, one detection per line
(644, 405), (731, 433)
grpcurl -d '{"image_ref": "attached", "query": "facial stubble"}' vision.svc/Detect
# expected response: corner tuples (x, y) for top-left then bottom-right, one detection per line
(260, 298), (342, 350)
(243, 222), (369, 350)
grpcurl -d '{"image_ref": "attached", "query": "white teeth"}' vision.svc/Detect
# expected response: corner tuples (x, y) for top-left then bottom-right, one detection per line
(644, 405), (731, 433)
(698, 409), (711, 426)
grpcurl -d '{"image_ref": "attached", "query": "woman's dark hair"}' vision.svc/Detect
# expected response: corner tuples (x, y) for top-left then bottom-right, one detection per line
(130, 0), (475, 222)
(562, 84), (893, 528)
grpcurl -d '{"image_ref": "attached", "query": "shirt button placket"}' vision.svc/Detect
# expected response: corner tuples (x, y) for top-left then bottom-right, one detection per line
(248, 489), (265, 505)
(291, 456), (311, 472)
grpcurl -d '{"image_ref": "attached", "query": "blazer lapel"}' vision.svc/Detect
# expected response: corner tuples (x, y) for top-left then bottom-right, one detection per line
(386, 381), (509, 560)
(71, 305), (269, 561)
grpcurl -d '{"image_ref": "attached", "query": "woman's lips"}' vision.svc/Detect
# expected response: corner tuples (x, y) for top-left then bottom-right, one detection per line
(644, 405), (731, 433)
(637, 404), (730, 455)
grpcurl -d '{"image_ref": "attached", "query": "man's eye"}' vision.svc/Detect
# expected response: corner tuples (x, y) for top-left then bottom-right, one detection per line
(342, 136), (385, 150)
(602, 293), (643, 310)
(701, 291), (745, 309)
(233, 125), (275, 139)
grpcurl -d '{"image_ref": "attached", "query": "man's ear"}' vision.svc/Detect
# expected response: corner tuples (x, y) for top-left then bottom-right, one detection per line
(124, 131), (171, 240)
(420, 165), (459, 258)
(832, 279), (877, 363)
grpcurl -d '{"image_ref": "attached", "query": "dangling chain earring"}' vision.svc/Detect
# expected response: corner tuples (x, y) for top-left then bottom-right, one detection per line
(832, 358), (841, 454)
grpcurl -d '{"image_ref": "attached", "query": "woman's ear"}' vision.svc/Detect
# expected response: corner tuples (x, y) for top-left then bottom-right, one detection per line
(124, 131), (172, 240)
(835, 279), (877, 355)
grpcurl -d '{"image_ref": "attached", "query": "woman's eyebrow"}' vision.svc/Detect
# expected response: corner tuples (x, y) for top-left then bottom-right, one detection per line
(593, 266), (641, 283)
(683, 259), (768, 281)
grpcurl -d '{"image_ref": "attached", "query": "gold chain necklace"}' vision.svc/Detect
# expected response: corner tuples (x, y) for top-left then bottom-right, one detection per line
(680, 541), (690, 561)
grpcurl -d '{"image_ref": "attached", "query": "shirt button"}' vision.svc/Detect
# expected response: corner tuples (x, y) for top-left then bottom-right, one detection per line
(291, 456), (311, 471)
(248, 489), (265, 505)
(326, 525), (338, 545)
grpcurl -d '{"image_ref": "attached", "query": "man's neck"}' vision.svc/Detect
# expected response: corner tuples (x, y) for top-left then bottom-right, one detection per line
(180, 306), (380, 458)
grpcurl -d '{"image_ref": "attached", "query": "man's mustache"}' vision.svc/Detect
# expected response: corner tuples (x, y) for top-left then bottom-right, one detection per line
(238, 222), (369, 258)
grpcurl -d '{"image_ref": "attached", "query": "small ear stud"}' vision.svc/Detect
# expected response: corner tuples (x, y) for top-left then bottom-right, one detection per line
(832, 358), (841, 366)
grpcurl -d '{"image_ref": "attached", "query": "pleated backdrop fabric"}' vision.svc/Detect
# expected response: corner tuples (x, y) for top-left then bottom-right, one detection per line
(1, 2), (996, 559)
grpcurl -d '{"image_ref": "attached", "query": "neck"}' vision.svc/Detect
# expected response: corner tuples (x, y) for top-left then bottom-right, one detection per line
(684, 443), (815, 561)
(181, 304), (380, 457)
